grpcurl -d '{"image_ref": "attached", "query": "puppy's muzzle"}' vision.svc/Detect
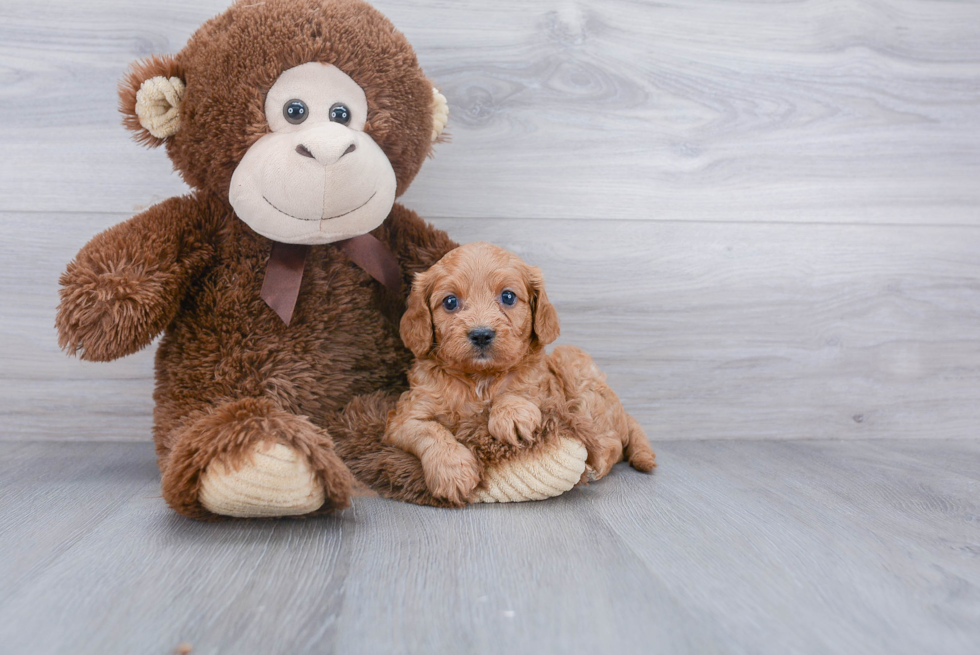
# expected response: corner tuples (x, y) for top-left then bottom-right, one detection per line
(468, 327), (496, 349)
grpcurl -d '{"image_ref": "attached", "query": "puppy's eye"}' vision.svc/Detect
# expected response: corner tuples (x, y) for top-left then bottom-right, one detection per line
(283, 99), (309, 124)
(330, 103), (352, 125)
(501, 290), (517, 306)
(442, 295), (459, 312)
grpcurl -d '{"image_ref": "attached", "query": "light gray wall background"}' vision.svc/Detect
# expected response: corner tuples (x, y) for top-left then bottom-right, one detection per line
(2, 0), (979, 442)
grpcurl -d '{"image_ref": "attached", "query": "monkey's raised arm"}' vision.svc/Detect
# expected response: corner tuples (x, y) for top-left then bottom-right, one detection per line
(56, 193), (222, 362)
(377, 203), (458, 298)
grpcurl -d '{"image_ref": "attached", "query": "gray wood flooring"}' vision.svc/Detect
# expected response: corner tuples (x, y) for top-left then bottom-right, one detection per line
(1, 439), (978, 655)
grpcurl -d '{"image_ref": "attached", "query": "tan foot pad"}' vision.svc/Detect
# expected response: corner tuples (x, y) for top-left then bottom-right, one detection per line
(199, 442), (325, 518)
(473, 436), (588, 503)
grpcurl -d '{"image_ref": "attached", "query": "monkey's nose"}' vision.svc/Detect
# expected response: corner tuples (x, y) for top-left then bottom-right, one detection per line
(296, 142), (356, 161)
(468, 327), (496, 348)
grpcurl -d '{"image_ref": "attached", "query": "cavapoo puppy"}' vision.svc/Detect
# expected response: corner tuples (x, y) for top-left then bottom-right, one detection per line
(384, 242), (656, 504)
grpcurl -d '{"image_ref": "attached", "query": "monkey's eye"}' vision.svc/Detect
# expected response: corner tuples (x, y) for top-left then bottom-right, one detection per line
(442, 295), (459, 312)
(501, 290), (517, 306)
(330, 103), (352, 125)
(283, 99), (309, 124)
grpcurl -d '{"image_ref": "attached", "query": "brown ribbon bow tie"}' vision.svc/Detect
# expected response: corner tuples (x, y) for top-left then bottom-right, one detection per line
(259, 233), (402, 325)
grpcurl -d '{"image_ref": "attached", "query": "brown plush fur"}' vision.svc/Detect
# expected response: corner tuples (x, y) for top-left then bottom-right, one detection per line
(121, 0), (437, 198)
(385, 243), (656, 504)
(56, 0), (459, 520)
(119, 54), (184, 149)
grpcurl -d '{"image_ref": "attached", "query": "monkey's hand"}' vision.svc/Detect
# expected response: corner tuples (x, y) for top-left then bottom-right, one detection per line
(56, 195), (218, 361)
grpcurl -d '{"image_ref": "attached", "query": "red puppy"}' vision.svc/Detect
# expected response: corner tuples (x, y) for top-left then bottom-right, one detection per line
(385, 242), (656, 503)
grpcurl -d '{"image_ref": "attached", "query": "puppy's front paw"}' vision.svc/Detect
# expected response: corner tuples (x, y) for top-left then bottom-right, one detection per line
(488, 399), (542, 446)
(421, 442), (481, 505)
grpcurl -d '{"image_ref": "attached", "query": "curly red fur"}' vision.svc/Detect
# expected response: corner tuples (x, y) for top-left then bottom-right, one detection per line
(385, 243), (656, 503)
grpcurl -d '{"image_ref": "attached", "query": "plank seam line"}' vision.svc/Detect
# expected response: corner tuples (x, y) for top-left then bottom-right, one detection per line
(3, 209), (980, 231)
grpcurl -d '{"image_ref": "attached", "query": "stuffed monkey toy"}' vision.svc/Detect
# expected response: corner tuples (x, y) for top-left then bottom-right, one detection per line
(56, 0), (590, 520)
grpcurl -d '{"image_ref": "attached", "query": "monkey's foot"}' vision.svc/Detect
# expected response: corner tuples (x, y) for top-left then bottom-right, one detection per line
(473, 436), (588, 503)
(199, 442), (325, 518)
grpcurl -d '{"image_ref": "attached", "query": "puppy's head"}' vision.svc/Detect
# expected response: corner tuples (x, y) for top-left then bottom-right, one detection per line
(401, 242), (560, 373)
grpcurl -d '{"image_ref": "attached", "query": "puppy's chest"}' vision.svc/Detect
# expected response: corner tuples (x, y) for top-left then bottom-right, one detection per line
(437, 395), (491, 430)
(436, 378), (527, 428)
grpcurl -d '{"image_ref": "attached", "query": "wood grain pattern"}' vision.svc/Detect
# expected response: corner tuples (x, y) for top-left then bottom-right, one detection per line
(3, 3), (978, 653)
(2, 0), (978, 442)
(0, 0), (978, 223)
(4, 211), (978, 442)
(0, 440), (977, 654)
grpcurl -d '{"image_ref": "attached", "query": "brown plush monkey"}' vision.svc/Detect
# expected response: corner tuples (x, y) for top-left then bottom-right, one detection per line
(56, 0), (590, 520)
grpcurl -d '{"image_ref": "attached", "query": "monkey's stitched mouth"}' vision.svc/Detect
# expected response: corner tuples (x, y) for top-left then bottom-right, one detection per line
(262, 191), (377, 222)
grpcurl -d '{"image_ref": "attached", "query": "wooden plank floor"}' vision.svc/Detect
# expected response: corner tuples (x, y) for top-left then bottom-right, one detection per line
(1, 439), (978, 655)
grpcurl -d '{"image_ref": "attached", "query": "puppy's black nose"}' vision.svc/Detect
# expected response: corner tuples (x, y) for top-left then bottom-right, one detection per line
(468, 327), (496, 348)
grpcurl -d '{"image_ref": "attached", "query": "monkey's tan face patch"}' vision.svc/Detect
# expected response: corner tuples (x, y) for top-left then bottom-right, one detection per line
(229, 63), (397, 245)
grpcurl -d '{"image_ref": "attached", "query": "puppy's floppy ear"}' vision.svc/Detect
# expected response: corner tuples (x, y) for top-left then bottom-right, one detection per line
(401, 270), (435, 358)
(119, 54), (185, 148)
(527, 266), (560, 346)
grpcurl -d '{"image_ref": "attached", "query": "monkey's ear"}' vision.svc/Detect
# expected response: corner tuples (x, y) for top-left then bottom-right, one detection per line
(119, 55), (185, 147)
(400, 271), (436, 358)
(430, 87), (449, 144)
(528, 266), (560, 346)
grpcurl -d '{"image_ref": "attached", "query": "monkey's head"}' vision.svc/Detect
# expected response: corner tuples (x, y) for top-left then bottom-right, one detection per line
(119, 0), (448, 245)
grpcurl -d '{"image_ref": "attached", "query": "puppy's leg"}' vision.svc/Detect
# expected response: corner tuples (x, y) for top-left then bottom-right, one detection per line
(385, 418), (480, 505)
(549, 345), (655, 476)
(488, 394), (543, 445)
(588, 433), (626, 480)
(624, 414), (657, 472)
